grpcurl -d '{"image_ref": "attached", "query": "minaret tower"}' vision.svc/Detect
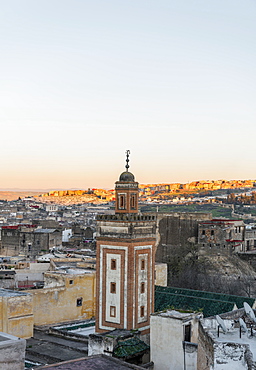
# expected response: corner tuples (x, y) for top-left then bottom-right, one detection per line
(95, 151), (156, 335)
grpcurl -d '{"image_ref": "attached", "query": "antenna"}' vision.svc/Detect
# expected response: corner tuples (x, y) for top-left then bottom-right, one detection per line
(244, 302), (256, 323)
(125, 150), (130, 172)
(216, 315), (227, 334)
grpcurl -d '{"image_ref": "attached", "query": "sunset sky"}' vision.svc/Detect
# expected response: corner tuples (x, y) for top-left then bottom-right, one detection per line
(0, 1), (255, 190)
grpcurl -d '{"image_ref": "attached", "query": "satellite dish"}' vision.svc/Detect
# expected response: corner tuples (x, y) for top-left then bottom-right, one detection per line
(239, 318), (247, 332)
(244, 302), (256, 323)
(216, 315), (227, 333)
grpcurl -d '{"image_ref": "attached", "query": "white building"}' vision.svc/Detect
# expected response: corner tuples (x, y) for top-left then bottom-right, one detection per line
(45, 204), (58, 212)
(62, 228), (72, 243)
(150, 310), (202, 370)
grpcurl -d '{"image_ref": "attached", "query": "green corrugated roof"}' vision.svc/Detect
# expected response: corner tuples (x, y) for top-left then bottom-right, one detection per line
(155, 286), (255, 309)
(155, 290), (235, 317)
(113, 337), (149, 359)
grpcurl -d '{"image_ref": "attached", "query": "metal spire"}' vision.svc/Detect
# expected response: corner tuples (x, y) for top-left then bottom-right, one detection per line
(125, 150), (130, 171)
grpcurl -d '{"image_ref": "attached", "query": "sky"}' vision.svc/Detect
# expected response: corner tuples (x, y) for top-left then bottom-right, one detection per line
(0, 0), (255, 190)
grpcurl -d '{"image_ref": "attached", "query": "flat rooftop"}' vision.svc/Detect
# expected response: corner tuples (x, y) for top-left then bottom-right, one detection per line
(203, 312), (256, 362)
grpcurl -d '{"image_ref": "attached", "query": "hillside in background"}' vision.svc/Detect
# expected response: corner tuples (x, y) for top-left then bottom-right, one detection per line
(0, 191), (42, 201)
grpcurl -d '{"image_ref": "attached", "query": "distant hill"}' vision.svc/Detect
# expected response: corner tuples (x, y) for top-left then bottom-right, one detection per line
(0, 191), (42, 201)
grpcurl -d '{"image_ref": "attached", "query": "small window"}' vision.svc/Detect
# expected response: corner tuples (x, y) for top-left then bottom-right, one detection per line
(130, 194), (136, 209)
(184, 324), (191, 342)
(202, 230), (205, 235)
(140, 306), (145, 317)
(110, 306), (116, 317)
(120, 195), (124, 207)
(211, 230), (214, 236)
(69, 280), (74, 285)
(141, 282), (145, 294)
(111, 259), (116, 270)
(110, 282), (116, 294)
(141, 259), (145, 270)
(77, 297), (83, 306)
(119, 194), (125, 209)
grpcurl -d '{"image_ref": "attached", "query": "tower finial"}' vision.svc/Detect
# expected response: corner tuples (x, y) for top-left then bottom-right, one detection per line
(125, 150), (130, 171)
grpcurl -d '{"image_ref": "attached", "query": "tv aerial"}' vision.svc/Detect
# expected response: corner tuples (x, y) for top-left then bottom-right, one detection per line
(216, 315), (227, 335)
(244, 302), (256, 323)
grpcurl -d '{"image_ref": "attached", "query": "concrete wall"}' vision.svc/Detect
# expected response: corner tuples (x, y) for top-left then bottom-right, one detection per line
(0, 332), (26, 370)
(30, 271), (96, 325)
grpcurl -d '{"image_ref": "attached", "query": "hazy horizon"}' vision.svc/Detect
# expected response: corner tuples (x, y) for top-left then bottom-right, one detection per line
(1, 176), (256, 192)
(1, 1), (255, 189)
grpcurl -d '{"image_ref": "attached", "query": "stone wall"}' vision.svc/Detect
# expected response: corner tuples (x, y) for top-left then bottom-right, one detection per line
(197, 321), (214, 370)
(155, 212), (211, 263)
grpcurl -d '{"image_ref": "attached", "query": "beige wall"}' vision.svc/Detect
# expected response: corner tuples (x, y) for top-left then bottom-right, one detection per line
(31, 271), (96, 326)
(0, 293), (33, 339)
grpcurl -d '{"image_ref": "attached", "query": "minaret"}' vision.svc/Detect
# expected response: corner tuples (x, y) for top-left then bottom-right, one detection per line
(95, 151), (156, 335)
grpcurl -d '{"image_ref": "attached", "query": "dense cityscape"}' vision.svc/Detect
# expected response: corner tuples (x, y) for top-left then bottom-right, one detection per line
(1, 171), (256, 369)
(1, 0), (255, 369)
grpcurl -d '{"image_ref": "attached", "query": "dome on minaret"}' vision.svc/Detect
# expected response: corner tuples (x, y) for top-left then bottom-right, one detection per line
(119, 171), (135, 182)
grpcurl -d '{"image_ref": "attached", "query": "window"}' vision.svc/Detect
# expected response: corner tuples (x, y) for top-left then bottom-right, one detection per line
(120, 195), (124, 207)
(69, 280), (74, 285)
(141, 259), (145, 270)
(110, 306), (116, 317)
(184, 324), (191, 342)
(111, 259), (116, 270)
(141, 282), (145, 294)
(130, 194), (136, 209)
(119, 194), (126, 209)
(140, 306), (145, 317)
(211, 230), (214, 236)
(202, 230), (205, 235)
(77, 297), (83, 306)
(110, 282), (116, 294)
